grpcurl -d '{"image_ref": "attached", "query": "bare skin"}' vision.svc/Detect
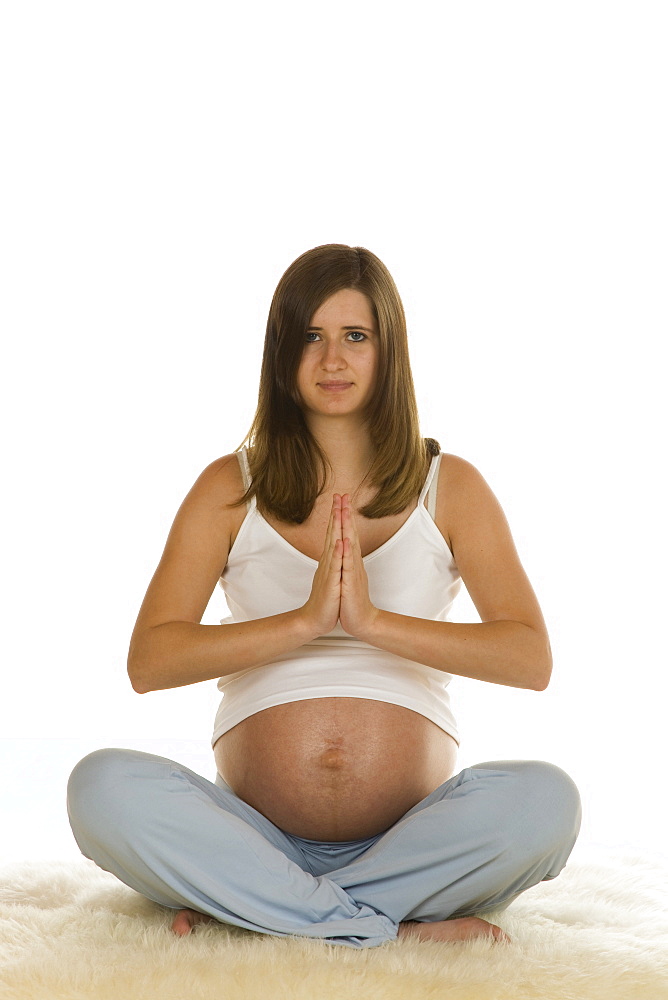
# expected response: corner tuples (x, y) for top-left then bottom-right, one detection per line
(396, 917), (511, 944)
(170, 908), (511, 944)
(171, 908), (215, 937)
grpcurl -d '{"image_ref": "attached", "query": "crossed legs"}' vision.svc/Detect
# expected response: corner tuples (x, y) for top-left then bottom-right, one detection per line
(67, 749), (581, 949)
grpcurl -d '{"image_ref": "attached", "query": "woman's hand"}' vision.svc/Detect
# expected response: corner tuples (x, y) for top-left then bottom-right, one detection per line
(300, 495), (344, 636)
(339, 494), (380, 638)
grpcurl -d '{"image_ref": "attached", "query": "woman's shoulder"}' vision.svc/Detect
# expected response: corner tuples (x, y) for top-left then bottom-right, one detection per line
(186, 451), (246, 509)
(433, 452), (497, 528)
(432, 450), (484, 491)
(437, 451), (484, 484)
(433, 449), (512, 549)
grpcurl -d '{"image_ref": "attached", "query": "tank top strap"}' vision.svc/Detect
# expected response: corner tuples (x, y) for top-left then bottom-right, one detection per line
(419, 452), (442, 521)
(236, 447), (255, 512)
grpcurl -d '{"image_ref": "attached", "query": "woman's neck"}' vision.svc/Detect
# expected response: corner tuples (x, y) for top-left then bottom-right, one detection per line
(306, 416), (376, 489)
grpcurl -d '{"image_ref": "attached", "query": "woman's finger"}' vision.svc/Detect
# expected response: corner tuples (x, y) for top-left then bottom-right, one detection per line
(322, 500), (343, 583)
(330, 497), (343, 558)
(341, 494), (359, 551)
(322, 494), (341, 556)
(322, 494), (335, 550)
(339, 500), (377, 637)
(341, 500), (363, 577)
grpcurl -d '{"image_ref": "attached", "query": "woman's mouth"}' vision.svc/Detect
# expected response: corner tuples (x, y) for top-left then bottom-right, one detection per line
(318, 381), (353, 392)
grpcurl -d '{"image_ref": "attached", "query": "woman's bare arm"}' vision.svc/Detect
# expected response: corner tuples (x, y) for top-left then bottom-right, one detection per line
(130, 614), (316, 693)
(347, 455), (552, 691)
(127, 455), (320, 693)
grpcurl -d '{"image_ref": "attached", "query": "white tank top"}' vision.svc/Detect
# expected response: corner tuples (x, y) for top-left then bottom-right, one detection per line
(212, 447), (462, 747)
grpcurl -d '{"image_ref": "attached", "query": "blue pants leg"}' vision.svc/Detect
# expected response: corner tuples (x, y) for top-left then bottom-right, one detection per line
(67, 749), (581, 949)
(327, 760), (582, 923)
(67, 749), (395, 948)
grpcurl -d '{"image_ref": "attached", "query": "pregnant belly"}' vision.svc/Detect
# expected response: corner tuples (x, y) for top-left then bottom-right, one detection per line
(213, 698), (459, 841)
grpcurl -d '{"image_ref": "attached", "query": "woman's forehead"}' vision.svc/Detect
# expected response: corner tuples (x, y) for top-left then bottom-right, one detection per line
(309, 289), (376, 328)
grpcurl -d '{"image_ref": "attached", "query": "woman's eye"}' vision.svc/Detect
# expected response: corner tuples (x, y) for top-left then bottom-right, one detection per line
(304, 331), (367, 342)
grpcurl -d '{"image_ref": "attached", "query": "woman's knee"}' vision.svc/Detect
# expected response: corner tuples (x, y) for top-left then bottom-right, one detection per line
(67, 748), (145, 841)
(506, 760), (582, 858)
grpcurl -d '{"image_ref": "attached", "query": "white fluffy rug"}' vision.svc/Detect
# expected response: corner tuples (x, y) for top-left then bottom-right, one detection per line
(1, 848), (667, 1000)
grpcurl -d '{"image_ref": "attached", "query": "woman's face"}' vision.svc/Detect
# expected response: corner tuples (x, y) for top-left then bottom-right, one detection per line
(296, 288), (379, 423)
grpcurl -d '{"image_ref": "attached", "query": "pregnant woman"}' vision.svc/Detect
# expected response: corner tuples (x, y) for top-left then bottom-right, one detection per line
(67, 243), (581, 948)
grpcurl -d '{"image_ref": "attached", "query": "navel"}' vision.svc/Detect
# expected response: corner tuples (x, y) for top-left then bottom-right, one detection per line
(317, 747), (348, 770)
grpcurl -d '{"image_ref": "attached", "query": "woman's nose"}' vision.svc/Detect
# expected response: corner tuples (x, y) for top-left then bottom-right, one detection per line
(321, 340), (345, 369)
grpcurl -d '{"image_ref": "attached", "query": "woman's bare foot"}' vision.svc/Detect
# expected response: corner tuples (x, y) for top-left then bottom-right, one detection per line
(171, 909), (510, 943)
(171, 908), (216, 937)
(398, 916), (510, 944)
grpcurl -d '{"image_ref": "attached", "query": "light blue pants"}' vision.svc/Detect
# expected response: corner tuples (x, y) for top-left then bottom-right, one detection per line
(67, 749), (581, 949)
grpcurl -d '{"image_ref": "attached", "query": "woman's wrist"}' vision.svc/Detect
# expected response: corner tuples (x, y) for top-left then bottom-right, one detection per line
(292, 605), (331, 644)
(352, 606), (384, 645)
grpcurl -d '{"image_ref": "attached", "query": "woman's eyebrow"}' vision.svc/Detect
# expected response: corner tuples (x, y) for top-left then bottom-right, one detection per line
(306, 325), (375, 332)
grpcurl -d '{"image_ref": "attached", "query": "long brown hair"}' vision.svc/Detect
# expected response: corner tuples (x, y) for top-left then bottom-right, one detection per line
(233, 244), (439, 523)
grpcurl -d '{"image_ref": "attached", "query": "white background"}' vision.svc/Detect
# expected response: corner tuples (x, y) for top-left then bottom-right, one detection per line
(1, 2), (666, 862)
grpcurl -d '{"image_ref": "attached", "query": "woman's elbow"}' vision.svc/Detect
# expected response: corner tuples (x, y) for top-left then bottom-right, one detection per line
(129, 671), (151, 694)
(127, 658), (151, 694)
(532, 671), (551, 692)
(127, 638), (153, 694)
(532, 635), (553, 691)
